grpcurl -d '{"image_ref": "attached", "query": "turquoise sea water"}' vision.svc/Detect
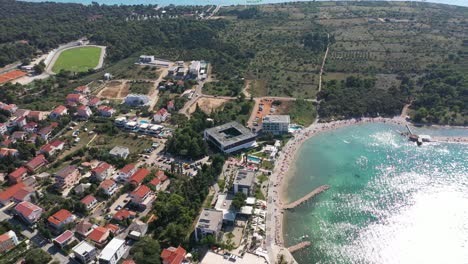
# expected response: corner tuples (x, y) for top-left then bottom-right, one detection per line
(284, 123), (468, 264)
(21, 0), (468, 7)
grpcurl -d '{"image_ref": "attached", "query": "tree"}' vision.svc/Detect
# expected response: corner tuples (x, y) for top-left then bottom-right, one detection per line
(232, 192), (247, 211)
(24, 249), (52, 264)
(130, 236), (161, 264)
(33, 60), (45, 74)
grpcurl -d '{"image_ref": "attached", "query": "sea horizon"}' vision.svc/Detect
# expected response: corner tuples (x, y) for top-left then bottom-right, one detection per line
(20, 0), (468, 8)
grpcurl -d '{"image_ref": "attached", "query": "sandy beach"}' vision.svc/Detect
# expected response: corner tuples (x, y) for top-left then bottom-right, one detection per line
(266, 116), (468, 263)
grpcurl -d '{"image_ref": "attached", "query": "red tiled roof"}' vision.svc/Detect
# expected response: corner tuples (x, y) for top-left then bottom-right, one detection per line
(9, 167), (28, 180)
(0, 232), (13, 243)
(66, 94), (82, 101)
(131, 185), (151, 199)
(88, 97), (100, 105)
(100, 179), (116, 190)
(161, 246), (186, 264)
(12, 186), (34, 201)
(54, 230), (74, 244)
(0, 182), (26, 202)
(77, 105), (89, 111)
(87, 226), (108, 243)
(81, 195), (97, 206)
(157, 171), (168, 182)
(55, 165), (78, 179)
(75, 86), (89, 92)
(113, 209), (136, 221)
(120, 164), (136, 174)
(122, 261), (136, 264)
(92, 162), (111, 175)
(105, 223), (119, 233)
(156, 108), (168, 116)
(0, 148), (18, 157)
(149, 178), (161, 187)
(14, 201), (42, 219)
(52, 105), (67, 114)
(50, 140), (65, 148)
(25, 155), (47, 171)
(48, 209), (72, 226)
(129, 168), (150, 184)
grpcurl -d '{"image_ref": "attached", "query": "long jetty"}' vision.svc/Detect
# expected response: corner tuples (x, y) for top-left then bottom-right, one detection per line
(288, 241), (312, 253)
(282, 185), (330, 209)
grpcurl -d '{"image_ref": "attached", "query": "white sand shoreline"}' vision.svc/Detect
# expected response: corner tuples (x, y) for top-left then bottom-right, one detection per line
(267, 116), (467, 263)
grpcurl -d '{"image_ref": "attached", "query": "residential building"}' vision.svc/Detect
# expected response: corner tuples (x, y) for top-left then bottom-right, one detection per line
(74, 183), (92, 195)
(118, 164), (137, 181)
(153, 108), (169, 123)
(189, 60), (201, 77)
(48, 209), (75, 231)
(91, 162), (113, 181)
(0, 123), (7, 135)
(156, 170), (168, 182)
(98, 238), (126, 264)
(128, 168), (150, 185)
(167, 100), (175, 111)
(40, 140), (65, 156)
(0, 231), (19, 253)
(0, 102), (17, 113)
(0, 182), (35, 205)
(194, 209), (223, 241)
(77, 105), (93, 119)
(124, 94), (149, 106)
(74, 86), (91, 94)
(128, 220), (148, 238)
(0, 148), (18, 158)
(73, 240), (97, 264)
(14, 201), (43, 225)
(161, 246), (187, 264)
(23, 122), (38, 133)
(233, 170), (256, 196)
(262, 115), (290, 135)
(55, 165), (81, 188)
(24, 154), (47, 172)
(148, 178), (162, 191)
(66, 94), (87, 106)
(8, 167), (28, 184)
(11, 131), (27, 140)
(87, 226), (109, 248)
(113, 209), (136, 221)
(203, 121), (257, 153)
(76, 220), (95, 238)
(13, 116), (27, 128)
(53, 230), (75, 248)
(130, 185), (152, 205)
(38, 125), (54, 140)
(98, 106), (115, 117)
(138, 55), (154, 63)
(109, 146), (130, 159)
(81, 195), (98, 211)
(27, 111), (46, 121)
(87, 97), (101, 107)
(99, 179), (117, 196)
(50, 105), (68, 119)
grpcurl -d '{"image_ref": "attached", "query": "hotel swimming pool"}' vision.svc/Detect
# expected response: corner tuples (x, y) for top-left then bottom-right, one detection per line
(288, 124), (303, 133)
(247, 155), (262, 164)
(140, 120), (149, 124)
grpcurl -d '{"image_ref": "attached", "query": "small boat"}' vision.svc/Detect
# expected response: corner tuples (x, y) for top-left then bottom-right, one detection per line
(343, 140), (350, 144)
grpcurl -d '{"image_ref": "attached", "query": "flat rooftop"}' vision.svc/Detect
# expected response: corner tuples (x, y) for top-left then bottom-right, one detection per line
(196, 209), (223, 231)
(99, 238), (125, 261)
(73, 240), (95, 255)
(263, 115), (290, 123)
(234, 169), (256, 187)
(205, 121), (256, 146)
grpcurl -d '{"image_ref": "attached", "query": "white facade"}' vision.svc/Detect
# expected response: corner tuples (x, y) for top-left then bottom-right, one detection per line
(73, 241), (97, 264)
(98, 238), (126, 264)
(262, 115), (290, 135)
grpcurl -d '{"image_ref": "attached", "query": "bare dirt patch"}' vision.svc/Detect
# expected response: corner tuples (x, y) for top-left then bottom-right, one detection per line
(97, 80), (130, 99)
(189, 97), (229, 114)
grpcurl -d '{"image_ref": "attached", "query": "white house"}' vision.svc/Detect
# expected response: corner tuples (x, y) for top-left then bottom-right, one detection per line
(98, 238), (126, 264)
(153, 108), (169, 123)
(77, 106), (93, 119)
(109, 146), (130, 159)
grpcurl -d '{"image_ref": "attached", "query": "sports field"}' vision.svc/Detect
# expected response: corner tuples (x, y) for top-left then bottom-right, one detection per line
(52, 46), (102, 73)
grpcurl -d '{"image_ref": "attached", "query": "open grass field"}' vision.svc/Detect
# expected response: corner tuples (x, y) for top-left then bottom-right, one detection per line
(52, 46), (102, 73)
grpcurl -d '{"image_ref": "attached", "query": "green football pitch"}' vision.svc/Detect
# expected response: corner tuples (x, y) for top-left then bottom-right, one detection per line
(52, 46), (102, 73)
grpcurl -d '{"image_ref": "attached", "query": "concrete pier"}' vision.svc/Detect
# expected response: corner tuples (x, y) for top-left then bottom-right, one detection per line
(283, 185), (330, 209)
(288, 241), (312, 253)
